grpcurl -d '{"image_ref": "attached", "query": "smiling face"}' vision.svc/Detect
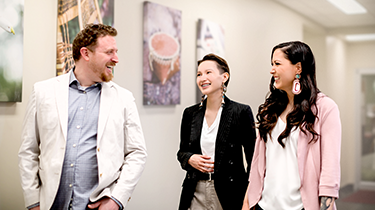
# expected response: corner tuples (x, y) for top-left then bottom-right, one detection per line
(196, 60), (228, 97)
(271, 49), (301, 95)
(88, 35), (118, 82)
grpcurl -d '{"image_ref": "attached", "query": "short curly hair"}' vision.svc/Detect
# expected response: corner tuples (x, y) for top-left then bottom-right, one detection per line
(72, 23), (117, 61)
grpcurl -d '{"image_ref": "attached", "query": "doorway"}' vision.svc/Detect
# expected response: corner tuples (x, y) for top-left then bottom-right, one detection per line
(356, 69), (375, 190)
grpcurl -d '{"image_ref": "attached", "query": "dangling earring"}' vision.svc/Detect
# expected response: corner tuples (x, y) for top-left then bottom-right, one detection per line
(292, 74), (301, 95)
(199, 95), (206, 107)
(221, 83), (227, 107)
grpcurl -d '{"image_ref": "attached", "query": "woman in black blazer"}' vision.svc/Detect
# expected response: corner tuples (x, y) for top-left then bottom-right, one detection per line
(177, 53), (256, 210)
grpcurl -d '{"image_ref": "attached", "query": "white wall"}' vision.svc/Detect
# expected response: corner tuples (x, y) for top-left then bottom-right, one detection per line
(0, 0), (373, 209)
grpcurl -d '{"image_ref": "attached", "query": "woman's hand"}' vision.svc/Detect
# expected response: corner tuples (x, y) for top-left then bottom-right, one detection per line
(242, 184), (250, 210)
(188, 155), (214, 173)
(242, 200), (250, 210)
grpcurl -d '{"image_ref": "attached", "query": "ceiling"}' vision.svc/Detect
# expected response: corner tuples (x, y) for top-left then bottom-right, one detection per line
(271, 0), (375, 28)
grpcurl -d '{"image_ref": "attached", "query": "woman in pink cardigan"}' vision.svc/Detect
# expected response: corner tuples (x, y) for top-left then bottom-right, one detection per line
(242, 41), (341, 210)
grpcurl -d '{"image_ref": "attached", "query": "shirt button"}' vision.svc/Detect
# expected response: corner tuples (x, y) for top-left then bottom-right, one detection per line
(70, 163), (74, 167)
(97, 148), (100, 152)
(73, 144), (76, 147)
(69, 184), (72, 187)
(100, 173), (103, 178)
(80, 107), (84, 110)
(76, 125), (80, 129)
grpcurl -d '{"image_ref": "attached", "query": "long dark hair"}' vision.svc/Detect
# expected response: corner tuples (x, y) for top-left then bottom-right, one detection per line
(257, 41), (320, 147)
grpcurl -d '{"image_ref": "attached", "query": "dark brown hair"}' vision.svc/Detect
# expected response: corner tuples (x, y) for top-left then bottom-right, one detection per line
(198, 53), (230, 87)
(72, 23), (117, 61)
(257, 41), (320, 147)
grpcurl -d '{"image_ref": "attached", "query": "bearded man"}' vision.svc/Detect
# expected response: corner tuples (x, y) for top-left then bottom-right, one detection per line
(18, 23), (147, 210)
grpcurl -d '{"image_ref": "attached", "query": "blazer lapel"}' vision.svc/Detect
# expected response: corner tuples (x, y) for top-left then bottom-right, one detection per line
(215, 97), (233, 171)
(55, 72), (71, 141)
(97, 81), (115, 144)
(190, 105), (205, 153)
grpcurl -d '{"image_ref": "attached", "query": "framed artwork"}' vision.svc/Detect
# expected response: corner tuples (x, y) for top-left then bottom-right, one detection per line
(196, 19), (225, 103)
(143, 1), (181, 105)
(56, 0), (114, 76)
(0, 0), (23, 102)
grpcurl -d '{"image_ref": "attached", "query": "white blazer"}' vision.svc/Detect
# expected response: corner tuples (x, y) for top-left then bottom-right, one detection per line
(18, 71), (147, 210)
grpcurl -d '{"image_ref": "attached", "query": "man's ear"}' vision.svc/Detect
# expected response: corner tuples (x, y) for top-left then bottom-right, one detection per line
(80, 47), (91, 61)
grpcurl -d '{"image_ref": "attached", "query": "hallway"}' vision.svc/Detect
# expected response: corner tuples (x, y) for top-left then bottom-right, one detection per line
(336, 185), (375, 210)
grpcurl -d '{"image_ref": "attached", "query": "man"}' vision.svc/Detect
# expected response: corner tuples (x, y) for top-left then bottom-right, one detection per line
(18, 24), (147, 210)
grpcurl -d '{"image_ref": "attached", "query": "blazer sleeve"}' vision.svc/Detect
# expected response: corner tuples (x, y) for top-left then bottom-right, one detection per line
(318, 97), (341, 198)
(18, 86), (41, 208)
(111, 95), (147, 206)
(177, 108), (195, 171)
(240, 105), (256, 174)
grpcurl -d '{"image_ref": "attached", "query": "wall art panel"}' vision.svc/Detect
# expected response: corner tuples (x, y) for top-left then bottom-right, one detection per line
(0, 0), (24, 102)
(143, 1), (181, 105)
(196, 19), (225, 103)
(56, 0), (114, 75)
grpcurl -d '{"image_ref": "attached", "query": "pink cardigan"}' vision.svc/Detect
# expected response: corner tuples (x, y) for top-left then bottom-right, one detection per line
(247, 93), (341, 210)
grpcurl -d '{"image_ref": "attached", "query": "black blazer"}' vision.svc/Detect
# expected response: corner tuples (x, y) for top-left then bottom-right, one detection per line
(177, 96), (256, 210)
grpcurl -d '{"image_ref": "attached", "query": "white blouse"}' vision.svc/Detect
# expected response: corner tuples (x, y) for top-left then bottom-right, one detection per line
(200, 107), (223, 168)
(258, 117), (304, 210)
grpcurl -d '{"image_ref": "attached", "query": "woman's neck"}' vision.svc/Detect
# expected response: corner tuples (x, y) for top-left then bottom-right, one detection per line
(287, 92), (294, 108)
(206, 92), (222, 111)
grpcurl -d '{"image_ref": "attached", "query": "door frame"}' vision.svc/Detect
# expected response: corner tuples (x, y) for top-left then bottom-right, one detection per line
(355, 68), (375, 191)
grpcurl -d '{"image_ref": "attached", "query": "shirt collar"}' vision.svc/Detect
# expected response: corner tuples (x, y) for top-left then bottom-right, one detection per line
(69, 67), (102, 89)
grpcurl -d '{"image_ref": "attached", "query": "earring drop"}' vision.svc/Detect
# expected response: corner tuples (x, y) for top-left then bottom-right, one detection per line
(221, 83), (227, 107)
(292, 74), (301, 95)
(199, 95), (206, 107)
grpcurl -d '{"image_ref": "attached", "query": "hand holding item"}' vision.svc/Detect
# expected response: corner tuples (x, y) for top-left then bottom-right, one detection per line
(188, 154), (214, 173)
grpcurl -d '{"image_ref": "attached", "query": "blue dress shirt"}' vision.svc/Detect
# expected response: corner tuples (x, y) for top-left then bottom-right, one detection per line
(51, 71), (101, 210)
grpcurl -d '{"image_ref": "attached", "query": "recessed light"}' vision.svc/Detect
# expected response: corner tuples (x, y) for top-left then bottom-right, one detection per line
(345, 34), (375, 42)
(327, 0), (367, 15)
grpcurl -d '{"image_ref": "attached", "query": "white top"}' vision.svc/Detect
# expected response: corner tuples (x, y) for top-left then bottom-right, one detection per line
(258, 117), (303, 210)
(200, 107), (223, 168)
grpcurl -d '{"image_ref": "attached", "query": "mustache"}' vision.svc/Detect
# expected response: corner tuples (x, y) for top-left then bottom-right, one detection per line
(107, 62), (116, 67)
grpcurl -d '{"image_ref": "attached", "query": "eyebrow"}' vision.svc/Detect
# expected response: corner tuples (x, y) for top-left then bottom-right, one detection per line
(199, 68), (215, 71)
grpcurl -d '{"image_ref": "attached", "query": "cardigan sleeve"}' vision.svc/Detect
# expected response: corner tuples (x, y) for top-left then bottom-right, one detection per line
(318, 96), (342, 198)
